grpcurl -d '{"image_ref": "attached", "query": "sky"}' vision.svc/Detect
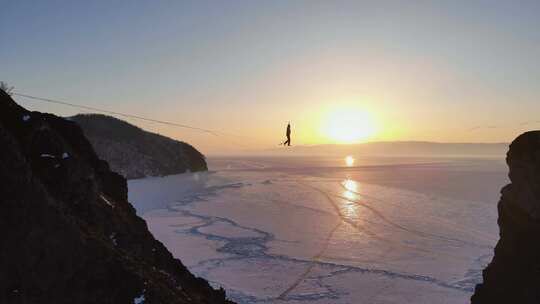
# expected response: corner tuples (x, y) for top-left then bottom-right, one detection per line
(2, 0), (540, 154)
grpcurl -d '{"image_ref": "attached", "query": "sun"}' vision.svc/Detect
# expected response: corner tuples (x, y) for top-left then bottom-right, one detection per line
(320, 106), (377, 143)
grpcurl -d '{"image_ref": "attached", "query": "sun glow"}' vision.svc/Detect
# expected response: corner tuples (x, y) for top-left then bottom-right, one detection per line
(320, 106), (377, 144)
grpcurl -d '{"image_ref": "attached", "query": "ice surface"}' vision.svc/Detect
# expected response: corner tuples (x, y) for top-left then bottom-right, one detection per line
(128, 156), (506, 303)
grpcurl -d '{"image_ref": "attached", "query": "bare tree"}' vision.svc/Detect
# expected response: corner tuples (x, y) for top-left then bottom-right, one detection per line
(0, 81), (14, 95)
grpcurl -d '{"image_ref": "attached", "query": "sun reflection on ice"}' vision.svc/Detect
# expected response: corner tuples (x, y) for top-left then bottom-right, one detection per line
(344, 191), (355, 200)
(343, 179), (358, 192)
(342, 179), (359, 216)
(345, 155), (355, 167)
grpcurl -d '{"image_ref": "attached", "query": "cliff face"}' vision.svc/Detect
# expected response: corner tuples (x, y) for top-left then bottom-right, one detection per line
(472, 131), (540, 303)
(0, 90), (233, 304)
(69, 114), (207, 179)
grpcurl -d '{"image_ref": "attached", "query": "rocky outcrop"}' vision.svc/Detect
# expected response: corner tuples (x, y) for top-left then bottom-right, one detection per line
(472, 131), (540, 303)
(69, 114), (207, 179)
(0, 90), (233, 304)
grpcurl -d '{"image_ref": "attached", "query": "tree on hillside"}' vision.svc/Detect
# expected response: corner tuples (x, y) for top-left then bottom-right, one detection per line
(0, 81), (14, 95)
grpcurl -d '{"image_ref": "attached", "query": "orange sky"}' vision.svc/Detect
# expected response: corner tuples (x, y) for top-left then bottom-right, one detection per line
(4, 1), (540, 155)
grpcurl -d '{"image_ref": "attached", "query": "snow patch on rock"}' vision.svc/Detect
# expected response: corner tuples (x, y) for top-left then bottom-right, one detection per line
(133, 291), (145, 304)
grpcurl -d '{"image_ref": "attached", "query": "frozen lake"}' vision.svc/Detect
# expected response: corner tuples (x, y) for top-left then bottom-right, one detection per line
(128, 156), (508, 303)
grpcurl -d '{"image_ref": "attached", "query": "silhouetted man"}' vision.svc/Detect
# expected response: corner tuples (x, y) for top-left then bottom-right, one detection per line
(283, 122), (291, 146)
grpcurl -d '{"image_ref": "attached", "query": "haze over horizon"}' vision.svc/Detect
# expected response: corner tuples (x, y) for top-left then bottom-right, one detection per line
(2, 1), (540, 154)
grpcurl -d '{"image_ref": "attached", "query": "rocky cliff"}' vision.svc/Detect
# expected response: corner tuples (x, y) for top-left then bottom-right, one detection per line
(0, 90), (233, 304)
(472, 131), (540, 303)
(69, 114), (207, 179)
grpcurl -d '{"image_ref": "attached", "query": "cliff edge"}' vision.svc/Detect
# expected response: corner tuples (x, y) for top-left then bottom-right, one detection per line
(472, 131), (540, 303)
(0, 90), (233, 304)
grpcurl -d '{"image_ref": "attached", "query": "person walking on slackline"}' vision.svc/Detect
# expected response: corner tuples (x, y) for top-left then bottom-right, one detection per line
(282, 122), (291, 146)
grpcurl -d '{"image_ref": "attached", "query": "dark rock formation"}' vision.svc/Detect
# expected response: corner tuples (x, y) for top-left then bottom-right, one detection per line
(472, 131), (540, 303)
(0, 90), (233, 304)
(69, 114), (207, 179)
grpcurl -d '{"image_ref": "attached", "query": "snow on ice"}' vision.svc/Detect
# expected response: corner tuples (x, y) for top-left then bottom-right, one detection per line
(129, 156), (507, 304)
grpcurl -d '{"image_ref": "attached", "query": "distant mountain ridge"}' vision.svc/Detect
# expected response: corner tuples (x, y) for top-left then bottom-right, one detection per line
(268, 141), (507, 157)
(70, 114), (207, 179)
